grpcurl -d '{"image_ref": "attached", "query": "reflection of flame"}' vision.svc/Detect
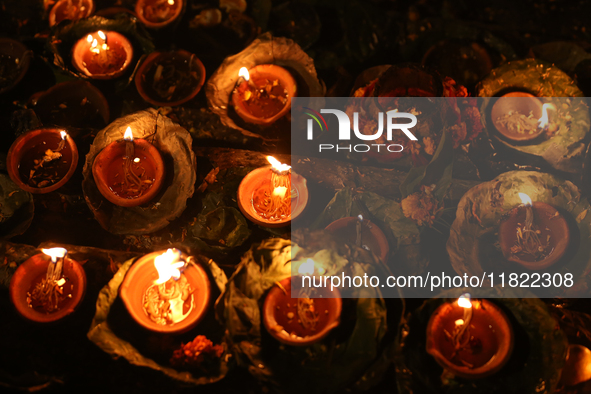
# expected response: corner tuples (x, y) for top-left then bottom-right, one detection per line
(455, 318), (465, 326)
(97, 30), (106, 40)
(123, 126), (134, 141)
(267, 156), (291, 173)
(298, 259), (315, 275)
(538, 103), (555, 129)
(42, 247), (68, 263)
(238, 67), (250, 81)
(154, 249), (185, 285)
(60, 131), (67, 140)
(272, 186), (287, 198)
(458, 293), (472, 309)
(519, 193), (532, 206)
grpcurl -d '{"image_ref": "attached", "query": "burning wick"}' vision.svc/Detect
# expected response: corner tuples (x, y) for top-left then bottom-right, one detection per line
(512, 193), (549, 259)
(56, 130), (68, 151)
(356, 215), (363, 247)
(143, 249), (193, 325)
(238, 66), (256, 89)
(88, 31), (110, 64)
(448, 293), (473, 364)
(29, 248), (69, 312)
(118, 126), (150, 198)
(295, 258), (319, 331)
(252, 156), (292, 221)
(538, 103), (556, 130)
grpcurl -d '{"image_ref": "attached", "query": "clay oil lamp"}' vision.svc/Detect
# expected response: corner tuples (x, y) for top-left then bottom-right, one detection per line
(325, 215), (389, 263)
(499, 193), (569, 270)
(426, 293), (514, 379)
(119, 249), (211, 334)
(491, 93), (557, 142)
(237, 156), (308, 228)
(135, 0), (184, 29)
(71, 30), (133, 80)
(9, 247), (87, 323)
(7, 128), (78, 194)
(49, 0), (95, 27)
(231, 65), (297, 126)
(0, 38), (32, 95)
(92, 126), (165, 207)
(263, 259), (342, 346)
(135, 49), (206, 107)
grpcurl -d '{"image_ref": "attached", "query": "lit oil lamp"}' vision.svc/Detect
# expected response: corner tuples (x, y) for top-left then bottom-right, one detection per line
(237, 156), (308, 227)
(135, 0), (183, 29)
(426, 293), (514, 379)
(49, 0), (94, 27)
(7, 128), (78, 194)
(263, 259), (342, 346)
(119, 249), (210, 333)
(499, 193), (570, 270)
(92, 126), (165, 207)
(231, 65), (297, 125)
(71, 30), (133, 79)
(491, 92), (557, 142)
(9, 247), (87, 323)
(325, 215), (390, 263)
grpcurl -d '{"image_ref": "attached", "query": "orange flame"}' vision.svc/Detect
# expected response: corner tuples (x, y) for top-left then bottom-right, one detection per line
(457, 293), (472, 309)
(123, 127), (134, 141)
(238, 67), (250, 81)
(267, 156), (290, 173)
(519, 193), (532, 206)
(42, 247), (67, 263)
(538, 103), (555, 129)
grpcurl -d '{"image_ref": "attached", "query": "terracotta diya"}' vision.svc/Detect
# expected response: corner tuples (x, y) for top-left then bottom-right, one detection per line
(232, 65), (297, 126)
(92, 126), (165, 207)
(135, 0), (184, 29)
(491, 92), (556, 142)
(135, 49), (206, 107)
(49, 0), (95, 27)
(263, 260), (342, 346)
(9, 248), (87, 323)
(71, 30), (133, 79)
(325, 215), (390, 263)
(499, 193), (569, 270)
(119, 249), (210, 334)
(237, 156), (308, 228)
(426, 294), (514, 379)
(7, 128), (78, 194)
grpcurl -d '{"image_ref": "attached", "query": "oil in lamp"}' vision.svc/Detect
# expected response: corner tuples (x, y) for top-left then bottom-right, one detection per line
(491, 92), (557, 142)
(9, 247), (87, 323)
(237, 156), (308, 227)
(426, 293), (514, 379)
(92, 126), (165, 207)
(7, 128), (79, 194)
(119, 249), (210, 333)
(135, 0), (183, 29)
(71, 30), (133, 79)
(231, 66), (297, 125)
(263, 259), (342, 346)
(49, 0), (94, 27)
(325, 215), (390, 263)
(499, 193), (569, 270)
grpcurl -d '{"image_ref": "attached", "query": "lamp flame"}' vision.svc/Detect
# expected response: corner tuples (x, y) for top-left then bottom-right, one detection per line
(519, 193), (532, 206)
(238, 67), (250, 81)
(154, 249), (185, 285)
(167, 0), (174, 4)
(91, 39), (98, 49)
(97, 30), (106, 40)
(538, 103), (555, 129)
(298, 258), (315, 275)
(60, 131), (67, 140)
(42, 247), (68, 263)
(86, 34), (93, 43)
(272, 186), (287, 198)
(458, 293), (472, 309)
(267, 156), (291, 173)
(358, 214), (363, 221)
(123, 127), (134, 141)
